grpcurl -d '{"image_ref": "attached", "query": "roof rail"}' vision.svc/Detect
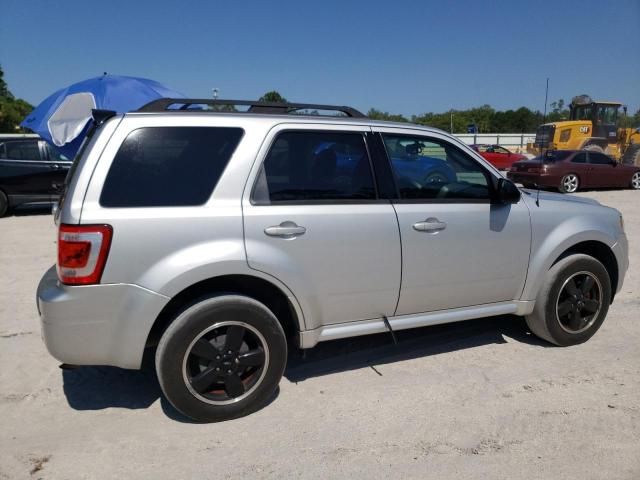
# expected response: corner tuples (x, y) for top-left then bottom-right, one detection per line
(136, 98), (366, 118)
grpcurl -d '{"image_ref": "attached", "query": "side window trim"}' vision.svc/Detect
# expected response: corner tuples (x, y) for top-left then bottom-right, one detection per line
(373, 129), (497, 204)
(249, 128), (384, 206)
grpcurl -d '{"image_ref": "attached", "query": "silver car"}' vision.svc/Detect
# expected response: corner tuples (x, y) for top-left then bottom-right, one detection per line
(37, 99), (629, 422)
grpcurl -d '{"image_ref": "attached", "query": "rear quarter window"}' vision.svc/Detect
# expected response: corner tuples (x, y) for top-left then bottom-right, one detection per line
(100, 127), (243, 207)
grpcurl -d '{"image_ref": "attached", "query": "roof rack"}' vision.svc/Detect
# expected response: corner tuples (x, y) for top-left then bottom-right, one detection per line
(136, 98), (366, 118)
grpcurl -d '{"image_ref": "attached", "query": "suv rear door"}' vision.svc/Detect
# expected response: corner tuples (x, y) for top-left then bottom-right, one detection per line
(243, 124), (401, 330)
(373, 127), (531, 315)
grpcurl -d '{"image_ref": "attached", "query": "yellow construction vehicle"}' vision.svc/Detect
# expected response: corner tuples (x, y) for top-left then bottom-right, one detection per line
(528, 95), (640, 165)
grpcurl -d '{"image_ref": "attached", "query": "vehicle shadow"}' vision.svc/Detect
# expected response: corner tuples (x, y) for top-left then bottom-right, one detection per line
(285, 315), (549, 382)
(60, 347), (281, 423)
(9, 205), (53, 217)
(60, 315), (547, 421)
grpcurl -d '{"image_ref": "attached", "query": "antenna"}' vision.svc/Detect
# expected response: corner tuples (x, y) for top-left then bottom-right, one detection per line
(536, 78), (549, 207)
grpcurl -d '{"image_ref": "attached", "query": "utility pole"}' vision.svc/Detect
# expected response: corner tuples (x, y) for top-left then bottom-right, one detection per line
(450, 110), (453, 133)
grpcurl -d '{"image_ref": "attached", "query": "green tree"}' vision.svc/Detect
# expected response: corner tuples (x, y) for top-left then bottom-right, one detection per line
(0, 65), (14, 99)
(0, 64), (33, 133)
(367, 108), (408, 122)
(259, 90), (287, 103)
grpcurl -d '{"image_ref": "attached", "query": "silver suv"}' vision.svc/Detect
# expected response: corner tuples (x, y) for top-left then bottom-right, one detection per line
(37, 99), (629, 422)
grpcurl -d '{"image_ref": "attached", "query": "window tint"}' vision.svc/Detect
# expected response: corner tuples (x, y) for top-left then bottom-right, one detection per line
(589, 153), (614, 165)
(3, 141), (41, 160)
(252, 131), (376, 204)
(571, 153), (587, 163)
(100, 127), (243, 207)
(382, 134), (491, 201)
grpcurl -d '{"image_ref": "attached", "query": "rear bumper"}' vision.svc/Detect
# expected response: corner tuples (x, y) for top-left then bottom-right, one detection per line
(37, 266), (170, 369)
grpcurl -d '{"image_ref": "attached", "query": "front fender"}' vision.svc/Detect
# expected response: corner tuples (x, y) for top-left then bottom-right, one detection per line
(521, 217), (618, 301)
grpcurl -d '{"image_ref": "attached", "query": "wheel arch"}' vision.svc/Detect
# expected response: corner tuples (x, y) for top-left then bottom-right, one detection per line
(522, 215), (620, 304)
(146, 274), (304, 349)
(552, 240), (619, 301)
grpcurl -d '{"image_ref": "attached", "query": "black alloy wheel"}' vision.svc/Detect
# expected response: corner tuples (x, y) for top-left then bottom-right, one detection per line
(555, 272), (602, 334)
(183, 321), (268, 404)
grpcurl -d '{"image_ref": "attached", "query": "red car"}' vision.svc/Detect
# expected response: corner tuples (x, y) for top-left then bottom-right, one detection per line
(507, 150), (640, 193)
(471, 144), (528, 170)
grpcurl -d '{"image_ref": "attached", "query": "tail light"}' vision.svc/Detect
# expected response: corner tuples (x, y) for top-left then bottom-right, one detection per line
(57, 224), (113, 285)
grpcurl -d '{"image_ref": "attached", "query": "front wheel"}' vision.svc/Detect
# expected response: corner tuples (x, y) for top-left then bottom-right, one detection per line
(156, 295), (287, 422)
(525, 254), (611, 346)
(559, 174), (579, 193)
(630, 171), (640, 190)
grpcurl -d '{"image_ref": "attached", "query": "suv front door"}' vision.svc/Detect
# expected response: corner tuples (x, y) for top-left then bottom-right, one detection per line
(374, 128), (531, 316)
(243, 125), (401, 330)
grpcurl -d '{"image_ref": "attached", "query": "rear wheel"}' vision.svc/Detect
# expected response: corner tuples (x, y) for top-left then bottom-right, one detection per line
(0, 190), (8, 217)
(631, 172), (640, 190)
(559, 174), (579, 193)
(622, 144), (640, 166)
(525, 254), (611, 346)
(156, 295), (287, 422)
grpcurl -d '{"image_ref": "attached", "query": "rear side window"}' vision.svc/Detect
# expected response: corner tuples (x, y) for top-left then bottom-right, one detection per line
(571, 153), (587, 163)
(100, 127), (243, 207)
(252, 131), (376, 204)
(2, 140), (41, 160)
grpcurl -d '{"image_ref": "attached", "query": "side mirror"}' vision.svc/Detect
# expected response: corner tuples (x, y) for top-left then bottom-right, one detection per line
(496, 178), (521, 204)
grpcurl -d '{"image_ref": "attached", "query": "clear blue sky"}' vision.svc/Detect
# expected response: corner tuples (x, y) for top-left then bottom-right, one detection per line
(2, 0), (639, 115)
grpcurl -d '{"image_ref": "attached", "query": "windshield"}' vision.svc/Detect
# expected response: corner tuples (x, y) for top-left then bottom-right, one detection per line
(596, 105), (618, 124)
(533, 151), (573, 162)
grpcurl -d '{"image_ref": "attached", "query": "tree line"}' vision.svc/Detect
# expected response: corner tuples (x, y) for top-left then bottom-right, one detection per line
(0, 65), (33, 134)
(369, 98), (640, 133)
(1, 71), (639, 134)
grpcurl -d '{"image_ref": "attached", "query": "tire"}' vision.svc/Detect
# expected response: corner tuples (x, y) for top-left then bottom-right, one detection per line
(582, 144), (605, 154)
(559, 173), (579, 193)
(0, 190), (8, 217)
(631, 171), (640, 190)
(622, 144), (640, 166)
(156, 294), (287, 422)
(525, 254), (611, 346)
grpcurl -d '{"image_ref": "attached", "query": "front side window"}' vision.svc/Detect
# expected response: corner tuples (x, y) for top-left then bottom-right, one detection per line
(100, 127), (243, 207)
(382, 134), (491, 201)
(46, 144), (70, 162)
(252, 131), (376, 204)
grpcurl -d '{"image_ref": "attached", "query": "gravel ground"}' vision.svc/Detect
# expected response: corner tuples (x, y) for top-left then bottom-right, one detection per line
(0, 190), (638, 480)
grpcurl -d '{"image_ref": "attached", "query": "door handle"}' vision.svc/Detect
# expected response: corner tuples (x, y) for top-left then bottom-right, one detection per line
(413, 217), (447, 233)
(264, 221), (306, 238)
(49, 164), (61, 170)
